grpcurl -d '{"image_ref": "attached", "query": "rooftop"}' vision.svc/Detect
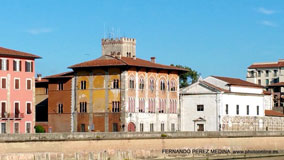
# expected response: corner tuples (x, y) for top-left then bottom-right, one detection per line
(265, 110), (284, 117)
(44, 71), (73, 79)
(69, 55), (188, 72)
(0, 46), (41, 59)
(248, 59), (284, 69)
(212, 76), (263, 88)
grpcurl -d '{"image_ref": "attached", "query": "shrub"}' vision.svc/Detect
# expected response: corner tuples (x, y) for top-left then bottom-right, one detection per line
(161, 133), (168, 138)
(34, 125), (45, 133)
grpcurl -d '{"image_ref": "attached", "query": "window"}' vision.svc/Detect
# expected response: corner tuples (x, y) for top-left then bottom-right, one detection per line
(247, 105), (249, 115)
(113, 79), (119, 89)
(1, 123), (6, 134)
(14, 78), (20, 90)
(258, 79), (261, 85)
(266, 70), (269, 77)
(197, 105), (204, 111)
(258, 70), (261, 77)
(236, 105), (239, 115)
(26, 79), (32, 90)
(159, 99), (166, 113)
(225, 104), (229, 115)
(139, 78), (144, 90)
(112, 101), (120, 112)
(148, 98), (155, 113)
(149, 78), (155, 91)
(80, 81), (86, 90)
(58, 82), (64, 90)
(0, 58), (8, 71)
(129, 77), (135, 89)
(1, 102), (6, 118)
(13, 60), (21, 72)
(128, 97), (135, 112)
(139, 98), (145, 113)
(79, 102), (87, 113)
(160, 80), (166, 91)
(140, 123), (144, 132)
(126, 52), (131, 57)
(25, 61), (33, 72)
(1, 77), (7, 89)
(171, 123), (175, 132)
(257, 106), (259, 115)
(58, 104), (63, 114)
(14, 102), (20, 118)
(266, 79), (269, 85)
(26, 122), (31, 133)
(274, 70), (278, 77)
(170, 80), (176, 91)
(27, 102), (32, 114)
(150, 123), (154, 132)
(14, 123), (19, 134)
(161, 123), (164, 132)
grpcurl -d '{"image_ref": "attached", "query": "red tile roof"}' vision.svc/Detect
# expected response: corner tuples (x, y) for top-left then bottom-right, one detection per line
(200, 81), (230, 93)
(69, 56), (188, 72)
(265, 110), (284, 117)
(248, 60), (284, 69)
(35, 78), (49, 83)
(44, 71), (73, 79)
(269, 82), (284, 87)
(212, 76), (263, 88)
(0, 47), (41, 59)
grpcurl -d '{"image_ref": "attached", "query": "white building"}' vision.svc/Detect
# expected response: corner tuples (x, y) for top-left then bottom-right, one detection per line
(180, 76), (273, 131)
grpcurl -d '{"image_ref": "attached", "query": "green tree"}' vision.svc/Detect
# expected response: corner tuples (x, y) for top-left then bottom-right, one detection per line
(171, 64), (200, 88)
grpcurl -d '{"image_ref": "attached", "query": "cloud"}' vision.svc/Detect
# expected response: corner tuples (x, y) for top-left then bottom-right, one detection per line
(26, 28), (53, 35)
(257, 7), (276, 15)
(260, 20), (277, 27)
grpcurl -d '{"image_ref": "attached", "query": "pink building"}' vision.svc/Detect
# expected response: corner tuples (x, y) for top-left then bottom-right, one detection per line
(0, 47), (40, 134)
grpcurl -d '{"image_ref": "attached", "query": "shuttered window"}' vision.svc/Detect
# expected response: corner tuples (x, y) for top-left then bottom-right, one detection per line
(27, 79), (32, 90)
(1, 78), (6, 89)
(27, 103), (32, 114)
(14, 79), (20, 89)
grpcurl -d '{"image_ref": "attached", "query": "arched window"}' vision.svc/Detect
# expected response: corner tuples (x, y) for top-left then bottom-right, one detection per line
(149, 78), (155, 91)
(170, 80), (176, 91)
(160, 79), (166, 91)
(113, 79), (119, 89)
(129, 77), (135, 89)
(139, 78), (144, 90)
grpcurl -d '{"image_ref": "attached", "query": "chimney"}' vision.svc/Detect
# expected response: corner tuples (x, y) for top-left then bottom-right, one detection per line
(37, 74), (42, 81)
(133, 55), (136, 60)
(151, 57), (156, 63)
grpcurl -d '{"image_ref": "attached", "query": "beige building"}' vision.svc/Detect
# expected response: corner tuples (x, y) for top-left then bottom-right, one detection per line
(247, 59), (284, 87)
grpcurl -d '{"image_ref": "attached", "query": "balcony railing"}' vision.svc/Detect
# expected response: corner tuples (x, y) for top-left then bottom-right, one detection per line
(0, 113), (24, 120)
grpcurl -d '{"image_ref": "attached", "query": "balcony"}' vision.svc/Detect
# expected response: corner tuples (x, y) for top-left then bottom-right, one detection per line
(0, 113), (24, 120)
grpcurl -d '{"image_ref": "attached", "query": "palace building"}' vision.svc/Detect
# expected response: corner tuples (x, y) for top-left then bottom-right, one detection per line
(44, 37), (187, 132)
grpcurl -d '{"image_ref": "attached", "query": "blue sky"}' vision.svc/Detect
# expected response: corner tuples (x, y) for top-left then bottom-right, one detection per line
(0, 0), (283, 79)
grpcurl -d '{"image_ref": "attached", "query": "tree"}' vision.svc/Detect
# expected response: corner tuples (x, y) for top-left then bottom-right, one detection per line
(171, 64), (200, 88)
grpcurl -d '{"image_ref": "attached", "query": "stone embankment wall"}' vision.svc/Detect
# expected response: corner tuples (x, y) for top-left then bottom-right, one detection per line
(1, 131), (284, 160)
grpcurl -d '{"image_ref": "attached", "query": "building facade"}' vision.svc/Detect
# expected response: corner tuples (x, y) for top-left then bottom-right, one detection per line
(45, 72), (73, 132)
(247, 59), (284, 87)
(181, 76), (273, 131)
(247, 59), (284, 109)
(66, 38), (186, 132)
(0, 47), (40, 133)
(35, 75), (48, 132)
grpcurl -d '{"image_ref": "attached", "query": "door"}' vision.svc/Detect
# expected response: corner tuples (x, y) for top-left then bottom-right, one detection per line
(80, 124), (85, 132)
(197, 124), (204, 131)
(128, 122), (136, 132)
(112, 123), (118, 132)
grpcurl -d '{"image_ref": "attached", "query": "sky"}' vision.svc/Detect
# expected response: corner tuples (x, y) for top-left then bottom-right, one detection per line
(0, 0), (283, 80)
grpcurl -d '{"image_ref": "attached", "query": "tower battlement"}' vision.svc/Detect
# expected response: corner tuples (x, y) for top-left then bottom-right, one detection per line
(102, 37), (136, 58)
